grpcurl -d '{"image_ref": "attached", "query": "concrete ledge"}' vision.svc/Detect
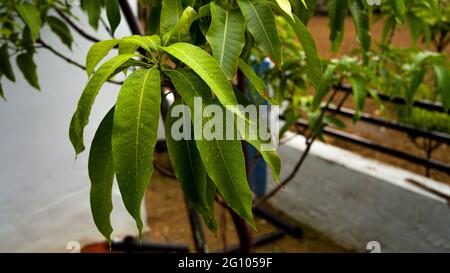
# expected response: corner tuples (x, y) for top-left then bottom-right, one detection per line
(268, 132), (450, 252)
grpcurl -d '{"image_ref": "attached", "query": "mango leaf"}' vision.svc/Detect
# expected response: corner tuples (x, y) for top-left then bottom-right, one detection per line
(163, 6), (197, 45)
(164, 68), (255, 228)
(294, 0), (317, 25)
(238, 58), (277, 105)
(0, 44), (15, 82)
(70, 54), (136, 155)
(121, 35), (161, 53)
(349, 0), (371, 54)
(276, 0), (294, 19)
(389, 0), (406, 22)
(161, 43), (244, 119)
(0, 83), (4, 101)
(433, 65), (450, 112)
(16, 3), (41, 41)
(81, 0), (101, 30)
(237, 0), (282, 64)
(165, 99), (217, 231)
(349, 75), (368, 122)
(89, 107), (115, 244)
(112, 68), (161, 236)
(233, 91), (281, 183)
(47, 16), (73, 50)
(327, 0), (348, 52)
(312, 64), (337, 110)
(118, 41), (139, 55)
(160, 0), (184, 38)
(106, 0), (121, 35)
(86, 39), (119, 77)
(270, 3), (322, 88)
(17, 52), (40, 90)
(206, 3), (246, 80)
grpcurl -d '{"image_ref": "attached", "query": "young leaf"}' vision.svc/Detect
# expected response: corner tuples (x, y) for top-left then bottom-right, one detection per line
(86, 39), (119, 77)
(16, 53), (40, 90)
(70, 54), (136, 155)
(433, 65), (450, 112)
(206, 3), (246, 80)
(106, 0), (121, 35)
(121, 35), (161, 53)
(164, 69), (255, 228)
(349, 0), (371, 54)
(47, 16), (73, 50)
(163, 7), (197, 45)
(165, 99), (217, 231)
(16, 3), (41, 41)
(89, 107), (115, 244)
(0, 44), (15, 82)
(112, 68), (161, 236)
(160, 0), (184, 38)
(275, 0), (294, 20)
(161, 43), (243, 118)
(238, 58), (277, 105)
(237, 0), (282, 64)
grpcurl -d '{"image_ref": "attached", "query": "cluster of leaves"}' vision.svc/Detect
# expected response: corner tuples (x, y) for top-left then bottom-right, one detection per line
(65, 0), (326, 242)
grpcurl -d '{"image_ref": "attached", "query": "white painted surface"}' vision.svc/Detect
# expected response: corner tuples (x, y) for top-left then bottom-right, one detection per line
(268, 132), (450, 253)
(0, 3), (155, 252)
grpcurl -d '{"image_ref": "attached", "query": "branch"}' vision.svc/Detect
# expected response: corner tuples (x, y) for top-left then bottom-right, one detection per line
(56, 9), (101, 43)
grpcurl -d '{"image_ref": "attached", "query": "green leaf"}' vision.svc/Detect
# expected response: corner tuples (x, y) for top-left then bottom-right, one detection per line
(164, 68), (254, 228)
(389, 0), (405, 22)
(16, 52), (40, 90)
(381, 16), (395, 46)
(271, 4), (322, 88)
(121, 35), (161, 53)
(349, 0), (371, 53)
(161, 43), (243, 118)
(276, 0), (294, 20)
(0, 82), (5, 101)
(16, 3), (41, 41)
(112, 68), (161, 236)
(327, 0), (349, 52)
(349, 75), (368, 122)
(47, 16), (73, 50)
(81, 0), (101, 30)
(312, 64), (336, 110)
(294, 0), (317, 25)
(89, 107), (115, 244)
(70, 54), (136, 155)
(233, 91), (281, 183)
(206, 3), (246, 80)
(165, 99), (217, 231)
(160, 0), (184, 38)
(86, 39), (119, 77)
(106, 0), (121, 35)
(237, 0), (282, 64)
(0, 44), (15, 82)
(433, 65), (450, 112)
(238, 58), (277, 104)
(163, 6), (197, 45)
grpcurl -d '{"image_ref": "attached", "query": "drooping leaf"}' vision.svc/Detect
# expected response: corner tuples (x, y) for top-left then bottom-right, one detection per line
(47, 16), (73, 50)
(89, 107), (115, 244)
(160, 0), (184, 38)
(206, 3), (246, 80)
(163, 6), (197, 45)
(161, 43), (244, 118)
(433, 65), (450, 112)
(70, 54), (136, 155)
(86, 39), (119, 77)
(275, 0), (294, 20)
(312, 64), (337, 110)
(81, 0), (101, 30)
(237, 0), (282, 64)
(0, 44), (15, 82)
(16, 3), (41, 41)
(165, 99), (217, 231)
(381, 16), (395, 46)
(294, 0), (317, 25)
(16, 52), (40, 90)
(389, 0), (406, 22)
(0, 82), (5, 101)
(164, 68), (255, 228)
(106, 0), (121, 35)
(349, 0), (371, 54)
(327, 0), (348, 52)
(238, 58), (277, 105)
(349, 75), (368, 122)
(112, 68), (161, 236)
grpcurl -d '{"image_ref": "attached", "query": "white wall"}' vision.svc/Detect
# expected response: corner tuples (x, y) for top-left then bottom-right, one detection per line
(268, 132), (450, 252)
(0, 2), (153, 252)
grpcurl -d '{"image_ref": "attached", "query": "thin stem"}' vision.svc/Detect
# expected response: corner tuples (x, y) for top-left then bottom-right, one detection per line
(56, 9), (101, 43)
